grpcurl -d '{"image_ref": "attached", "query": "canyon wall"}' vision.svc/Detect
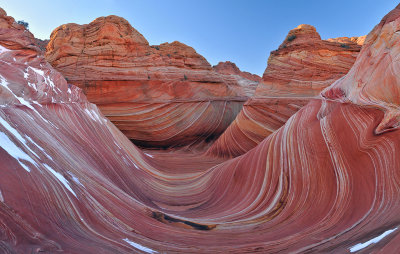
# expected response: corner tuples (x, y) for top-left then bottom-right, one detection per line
(45, 16), (259, 149)
(208, 24), (365, 157)
(2, 5), (400, 253)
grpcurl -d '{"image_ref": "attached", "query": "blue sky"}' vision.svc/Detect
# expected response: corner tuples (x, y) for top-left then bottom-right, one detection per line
(0, 0), (398, 75)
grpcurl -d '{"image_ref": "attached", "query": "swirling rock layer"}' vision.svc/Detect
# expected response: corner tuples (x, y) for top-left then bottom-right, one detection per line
(208, 24), (364, 157)
(2, 5), (400, 254)
(260, 24), (364, 95)
(213, 61), (262, 82)
(45, 16), (258, 148)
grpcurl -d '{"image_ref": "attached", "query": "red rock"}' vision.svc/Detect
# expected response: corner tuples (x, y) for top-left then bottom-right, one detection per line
(213, 61), (262, 82)
(259, 24), (363, 96)
(326, 35), (366, 45)
(1, 5), (400, 253)
(208, 24), (364, 158)
(0, 9), (84, 106)
(321, 6), (400, 135)
(34, 38), (49, 52)
(45, 15), (258, 148)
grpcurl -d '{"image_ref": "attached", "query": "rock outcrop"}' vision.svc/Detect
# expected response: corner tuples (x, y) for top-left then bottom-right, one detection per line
(2, 5), (400, 253)
(208, 24), (364, 157)
(213, 61), (262, 82)
(34, 38), (49, 52)
(258, 24), (364, 96)
(0, 8), (39, 52)
(326, 35), (366, 45)
(45, 15), (258, 149)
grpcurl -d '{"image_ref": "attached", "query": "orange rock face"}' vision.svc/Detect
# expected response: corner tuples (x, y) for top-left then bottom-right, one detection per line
(0, 8), (39, 52)
(3, 5), (400, 253)
(208, 24), (364, 157)
(213, 61), (262, 82)
(321, 7), (400, 135)
(34, 38), (49, 52)
(259, 24), (364, 96)
(45, 15), (258, 148)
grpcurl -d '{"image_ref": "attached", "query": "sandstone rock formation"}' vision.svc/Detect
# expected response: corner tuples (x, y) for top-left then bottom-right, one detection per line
(326, 35), (366, 45)
(45, 15), (258, 149)
(208, 24), (365, 157)
(2, 5), (400, 253)
(258, 24), (364, 96)
(0, 8), (84, 106)
(213, 61), (262, 82)
(34, 38), (49, 52)
(0, 8), (39, 52)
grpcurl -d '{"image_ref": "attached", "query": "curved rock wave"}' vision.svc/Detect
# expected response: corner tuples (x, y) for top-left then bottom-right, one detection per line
(1, 5), (400, 253)
(45, 15), (259, 149)
(208, 24), (364, 158)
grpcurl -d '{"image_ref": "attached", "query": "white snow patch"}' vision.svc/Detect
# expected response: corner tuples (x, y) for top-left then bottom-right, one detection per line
(84, 108), (105, 123)
(0, 131), (35, 172)
(0, 116), (26, 144)
(84, 108), (96, 121)
(0, 45), (10, 54)
(25, 114), (34, 120)
(0, 116), (40, 172)
(24, 135), (54, 161)
(92, 109), (103, 122)
(0, 75), (34, 110)
(27, 67), (58, 93)
(15, 94), (35, 111)
(28, 66), (44, 76)
(0, 75), (52, 125)
(68, 172), (84, 188)
(123, 238), (157, 254)
(25, 136), (45, 152)
(43, 164), (77, 198)
(350, 227), (398, 252)
(27, 82), (37, 89)
(32, 101), (42, 107)
(0, 190), (4, 202)
(144, 153), (154, 158)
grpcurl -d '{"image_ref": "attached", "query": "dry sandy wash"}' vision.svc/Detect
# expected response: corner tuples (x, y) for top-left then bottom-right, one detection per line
(1, 4), (400, 254)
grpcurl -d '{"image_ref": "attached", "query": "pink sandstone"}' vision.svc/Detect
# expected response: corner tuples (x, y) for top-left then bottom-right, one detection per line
(2, 5), (400, 253)
(208, 24), (365, 157)
(45, 15), (259, 149)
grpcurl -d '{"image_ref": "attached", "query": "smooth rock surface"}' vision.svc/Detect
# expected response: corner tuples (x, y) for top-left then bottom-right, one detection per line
(45, 16), (259, 148)
(208, 24), (364, 157)
(2, 5), (400, 254)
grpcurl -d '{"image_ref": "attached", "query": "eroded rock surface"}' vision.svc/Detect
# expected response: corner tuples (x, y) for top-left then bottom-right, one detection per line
(2, 5), (400, 254)
(45, 15), (258, 148)
(213, 61), (262, 82)
(208, 24), (364, 157)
